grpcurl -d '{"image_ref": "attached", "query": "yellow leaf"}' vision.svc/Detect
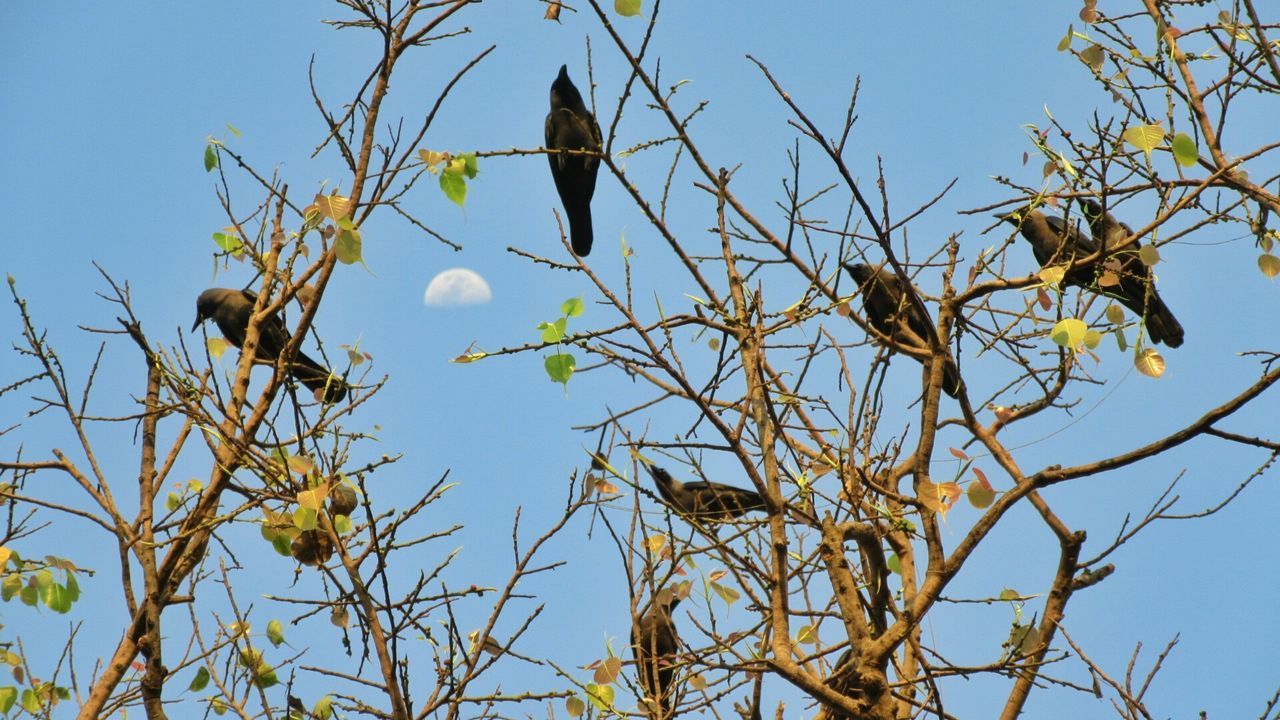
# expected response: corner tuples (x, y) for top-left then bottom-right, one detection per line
(1105, 304), (1126, 325)
(314, 193), (352, 220)
(1135, 348), (1166, 378)
(206, 337), (229, 360)
(286, 455), (314, 476)
(1050, 318), (1089, 350)
(297, 487), (326, 511)
(645, 535), (668, 555)
(1038, 265), (1067, 286)
(1122, 123), (1165, 157)
(0, 547), (10, 569)
(1258, 253), (1280, 279)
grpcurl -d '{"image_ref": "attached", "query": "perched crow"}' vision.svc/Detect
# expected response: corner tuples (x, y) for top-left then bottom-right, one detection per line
(841, 263), (961, 398)
(632, 592), (681, 718)
(193, 288), (348, 403)
(997, 206), (1184, 347)
(645, 465), (766, 523)
(1079, 199), (1184, 347)
(545, 65), (602, 256)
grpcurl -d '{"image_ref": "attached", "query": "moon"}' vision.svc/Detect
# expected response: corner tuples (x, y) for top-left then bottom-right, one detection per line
(424, 268), (492, 306)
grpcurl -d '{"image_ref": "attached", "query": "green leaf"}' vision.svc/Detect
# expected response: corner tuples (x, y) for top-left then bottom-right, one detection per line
(538, 318), (566, 344)
(266, 619), (286, 647)
(544, 353), (576, 385)
(2, 574), (20, 601)
(566, 696), (586, 718)
(886, 553), (901, 575)
(270, 534), (292, 556)
(204, 144), (218, 172)
(19, 585), (37, 607)
(334, 515), (352, 534)
(1083, 329), (1103, 350)
(336, 226), (362, 265)
(1050, 318), (1088, 349)
(440, 171), (467, 207)
(211, 232), (243, 254)
(614, 0), (642, 17)
(0, 686), (15, 714)
(710, 581), (740, 606)
(20, 689), (39, 714)
(211, 696), (228, 715)
(314, 695), (334, 719)
(585, 683), (615, 711)
(253, 663), (279, 689)
(226, 123), (241, 138)
(293, 507), (318, 532)
(1105, 304), (1126, 325)
(460, 151), (479, 179)
(188, 666), (210, 692)
(1171, 132), (1198, 167)
(42, 582), (71, 613)
(65, 572), (80, 603)
(561, 297), (585, 317)
(1122, 123), (1164, 157)
(999, 587), (1021, 601)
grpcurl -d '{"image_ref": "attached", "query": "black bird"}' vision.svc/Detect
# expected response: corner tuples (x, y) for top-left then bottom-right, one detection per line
(1079, 199), (1184, 347)
(632, 592), (681, 718)
(645, 465), (766, 523)
(192, 288), (349, 403)
(841, 263), (961, 398)
(545, 65), (602, 256)
(997, 206), (1184, 347)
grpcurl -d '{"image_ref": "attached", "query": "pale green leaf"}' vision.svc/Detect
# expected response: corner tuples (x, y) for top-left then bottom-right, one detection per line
(1050, 318), (1088, 349)
(1171, 132), (1198, 167)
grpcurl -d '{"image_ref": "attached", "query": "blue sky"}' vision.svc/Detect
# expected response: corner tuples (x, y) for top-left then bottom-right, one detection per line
(2, 2), (1277, 718)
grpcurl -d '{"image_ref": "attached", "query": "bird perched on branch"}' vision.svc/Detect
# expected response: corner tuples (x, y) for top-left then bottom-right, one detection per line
(842, 262), (961, 398)
(545, 64), (602, 256)
(645, 464), (766, 524)
(997, 204), (1184, 347)
(192, 288), (349, 403)
(632, 591), (681, 718)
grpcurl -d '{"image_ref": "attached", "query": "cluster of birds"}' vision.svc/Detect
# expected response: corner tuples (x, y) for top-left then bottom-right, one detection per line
(635, 464), (767, 716)
(187, 66), (1186, 719)
(844, 199), (1184, 399)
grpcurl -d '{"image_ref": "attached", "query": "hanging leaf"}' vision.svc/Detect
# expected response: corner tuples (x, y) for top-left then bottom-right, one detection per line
(967, 468), (996, 509)
(1257, 253), (1280, 279)
(566, 696), (585, 718)
(1050, 318), (1089, 349)
(1105, 304), (1126, 325)
(585, 683), (615, 711)
(1138, 244), (1161, 266)
(1135, 348), (1166, 378)
(314, 193), (352, 220)
(1081, 44), (1104, 69)
(544, 353), (576, 385)
(266, 619), (286, 647)
(203, 144), (219, 172)
(188, 666), (210, 692)
(336, 226), (363, 265)
(615, 0), (642, 16)
(1122, 124), (1164, 157)
(1171, 133), (1199, 167)
(1038, 265), (1067, 286)
(561, 297), (585, 317)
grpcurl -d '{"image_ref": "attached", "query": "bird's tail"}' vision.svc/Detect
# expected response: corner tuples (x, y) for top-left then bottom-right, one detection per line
(291, 352), (349, 403)
(942, 361), (962, 399)
(566, 204), (594, 256)
(1142, 293), (1184, 348)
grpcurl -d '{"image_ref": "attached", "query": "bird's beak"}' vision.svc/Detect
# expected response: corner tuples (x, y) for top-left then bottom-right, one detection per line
(191, 313), (204, 333)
